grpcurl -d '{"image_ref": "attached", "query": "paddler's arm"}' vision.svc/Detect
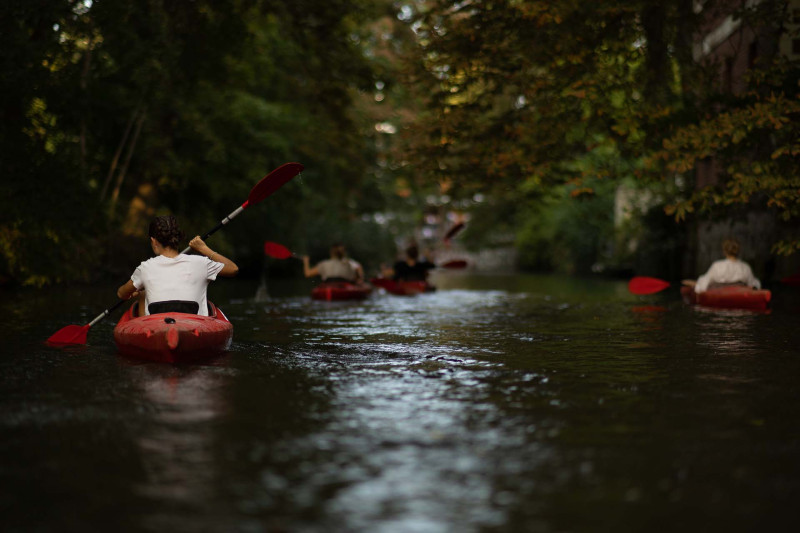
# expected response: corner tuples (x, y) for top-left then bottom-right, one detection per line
(189, 236), (239, 277)
(380, 263), (395, 278)
(117, 280), (140, 300)
(353, 262), (365, 282)
(302, 256), (319, 278)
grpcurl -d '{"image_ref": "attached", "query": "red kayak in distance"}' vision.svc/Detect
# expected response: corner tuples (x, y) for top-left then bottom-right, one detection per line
(370, 277), (436, 296)
(781, 273), (800, 286)
(441, 259), (468, 269)
(113, 303), (233, 363)
(680, 285), (771, 311)
(311, 281), (373, 301)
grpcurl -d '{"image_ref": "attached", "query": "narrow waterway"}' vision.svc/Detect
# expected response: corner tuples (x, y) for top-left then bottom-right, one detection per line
(1, 272), (799, 532)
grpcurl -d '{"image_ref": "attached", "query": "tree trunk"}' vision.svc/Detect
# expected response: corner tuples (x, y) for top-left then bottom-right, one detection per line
(100, 105), (140, 202)
(640, 2), (671, 106)
(108, 108), (146, 215)
(79, 36), (93, 180)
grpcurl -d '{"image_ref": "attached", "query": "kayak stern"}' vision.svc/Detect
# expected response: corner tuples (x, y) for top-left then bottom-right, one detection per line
(113, 305), (233, 363)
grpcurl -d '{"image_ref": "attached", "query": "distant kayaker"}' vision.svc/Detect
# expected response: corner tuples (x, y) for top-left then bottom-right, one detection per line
(303, 243), (363, 282)
(381, 243), (435, 282)
(682, 238), (761, 294)
(117, 215), (239, 316)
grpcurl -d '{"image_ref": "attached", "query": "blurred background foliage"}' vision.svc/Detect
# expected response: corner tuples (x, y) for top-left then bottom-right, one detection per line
(1, 0), (798, 286)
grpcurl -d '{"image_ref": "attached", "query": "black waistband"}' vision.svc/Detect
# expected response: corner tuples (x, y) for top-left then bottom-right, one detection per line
(148, 300), (200, 315)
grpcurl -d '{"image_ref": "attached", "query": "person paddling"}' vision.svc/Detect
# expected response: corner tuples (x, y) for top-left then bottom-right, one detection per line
(682, 238), (761, 293)
(382, 243), (435, 281)
(117, 215), (239, 316)
(303, 243), (363, 283)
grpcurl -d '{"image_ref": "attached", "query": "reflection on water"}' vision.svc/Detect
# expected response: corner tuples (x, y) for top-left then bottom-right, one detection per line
(127, 363), (233, 530)
(0, 273), (799, 532)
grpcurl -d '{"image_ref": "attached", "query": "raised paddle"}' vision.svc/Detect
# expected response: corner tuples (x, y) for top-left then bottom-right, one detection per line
(443, 222), (465, 243)
(628, 276), (670, 295)
(47, 162), (304, 346)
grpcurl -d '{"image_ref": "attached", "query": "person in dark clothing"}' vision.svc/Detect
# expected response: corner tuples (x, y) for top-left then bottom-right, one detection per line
(382, 244), (435, 281)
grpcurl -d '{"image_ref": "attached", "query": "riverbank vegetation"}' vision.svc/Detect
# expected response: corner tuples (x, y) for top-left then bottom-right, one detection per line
(2, 0), (798, 286)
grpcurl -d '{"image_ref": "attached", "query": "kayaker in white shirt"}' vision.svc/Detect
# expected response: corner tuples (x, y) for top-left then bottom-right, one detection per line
(302, 243), (362, 282)
(117, 215), (239, 316)
(682, 238), (761, 294)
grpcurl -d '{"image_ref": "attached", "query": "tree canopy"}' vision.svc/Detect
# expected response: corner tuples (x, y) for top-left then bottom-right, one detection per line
(394, 0), (799, 272)
(1, 0), (402, 285)
(1, 0), (798, 285)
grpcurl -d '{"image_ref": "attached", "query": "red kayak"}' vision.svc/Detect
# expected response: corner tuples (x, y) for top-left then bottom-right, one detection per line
(114, 303), (233, 363)
(680, 285), (771, 311)
(370, 277), (436, 296)
(311, 281), (372, 301)
(781, 273), (800, 286)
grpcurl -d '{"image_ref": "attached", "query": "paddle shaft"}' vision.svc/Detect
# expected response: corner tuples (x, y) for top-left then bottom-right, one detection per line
(86, 299), (129, 328)
(180, 203), (247, 254)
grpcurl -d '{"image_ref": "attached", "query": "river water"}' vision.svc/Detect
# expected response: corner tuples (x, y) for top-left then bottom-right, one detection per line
(1, 272), (799, 532)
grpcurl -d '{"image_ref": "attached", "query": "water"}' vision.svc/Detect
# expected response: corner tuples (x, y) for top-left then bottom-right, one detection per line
(1, 272), (799, 532)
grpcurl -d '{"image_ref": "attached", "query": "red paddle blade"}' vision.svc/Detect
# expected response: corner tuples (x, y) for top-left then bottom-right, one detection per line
(628, 276), (670, 295)
(264, 241), (293, 259)
(441, 259), (468, 269)
(47, 324), (90, 345)
(246, 162), (304, 207)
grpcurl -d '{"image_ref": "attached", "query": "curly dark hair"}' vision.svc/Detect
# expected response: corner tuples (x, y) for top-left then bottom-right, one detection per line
(722, 238), (740, 258)
(148, 215), (184, 250)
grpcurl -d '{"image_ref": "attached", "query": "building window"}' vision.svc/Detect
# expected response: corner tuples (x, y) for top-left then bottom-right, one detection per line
(793, 38), (800, 56)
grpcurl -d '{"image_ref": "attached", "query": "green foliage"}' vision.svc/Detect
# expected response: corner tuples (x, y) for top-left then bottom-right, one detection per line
(4, 0), (799, 286)
(0, 0), (405, 285)
(652, 91), (800, 231)
(395, 0), (800, 262)
(516, 178), (616, 275)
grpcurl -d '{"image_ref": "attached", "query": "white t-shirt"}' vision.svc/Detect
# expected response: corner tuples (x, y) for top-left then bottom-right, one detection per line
(316, 258), (356, 281)
(130, 254), (224, 315)
(695, 258), (761, 293)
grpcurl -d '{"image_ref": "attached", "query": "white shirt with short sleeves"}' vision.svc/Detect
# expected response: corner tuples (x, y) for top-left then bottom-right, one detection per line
(695, 258), (761, 293)
(316, 258), (356, 281)
(130, 254), (224, 315)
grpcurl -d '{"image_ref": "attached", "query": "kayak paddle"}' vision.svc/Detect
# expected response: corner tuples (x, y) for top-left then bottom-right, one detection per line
(628, 276), (670, 295)
(263, 241), (302, 260)
(47, 162), (304, 346)
(180, 162), (303, 253)
(440, 259), (468, 269)
(443, 222), (465, 243)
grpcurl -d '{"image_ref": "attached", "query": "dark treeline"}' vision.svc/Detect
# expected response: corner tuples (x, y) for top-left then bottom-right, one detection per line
(1, 0), (408, 286)
(2, 0), (799, 286)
